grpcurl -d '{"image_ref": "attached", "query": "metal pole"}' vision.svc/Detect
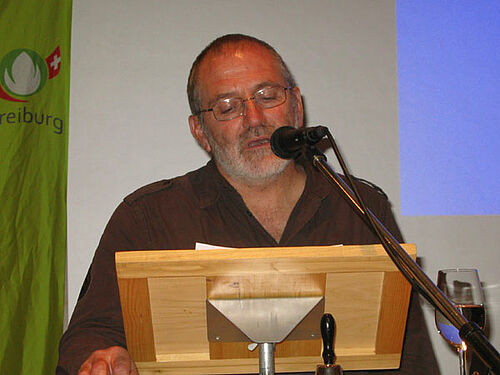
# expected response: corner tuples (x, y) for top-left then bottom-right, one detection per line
(259, 343), (275, 375)
(312, 154), (499, 373)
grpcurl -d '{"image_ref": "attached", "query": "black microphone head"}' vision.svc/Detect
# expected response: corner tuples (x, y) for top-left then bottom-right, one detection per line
(270, 126), (303, 160)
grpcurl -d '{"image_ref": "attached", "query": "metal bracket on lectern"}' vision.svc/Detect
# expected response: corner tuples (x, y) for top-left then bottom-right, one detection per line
(207, 296), (324, 375)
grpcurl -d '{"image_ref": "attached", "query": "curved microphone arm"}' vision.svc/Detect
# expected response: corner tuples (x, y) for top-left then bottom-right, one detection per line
(306, 135), (500, 374)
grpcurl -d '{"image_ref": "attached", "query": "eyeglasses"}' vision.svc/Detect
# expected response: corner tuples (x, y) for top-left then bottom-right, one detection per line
(198, 85), (292, 121)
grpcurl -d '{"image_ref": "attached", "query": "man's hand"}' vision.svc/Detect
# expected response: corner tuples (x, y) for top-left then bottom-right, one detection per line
(78, 346), (138, 375)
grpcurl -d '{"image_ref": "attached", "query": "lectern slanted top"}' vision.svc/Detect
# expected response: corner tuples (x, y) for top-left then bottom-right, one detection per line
(115, 244), (415, 375)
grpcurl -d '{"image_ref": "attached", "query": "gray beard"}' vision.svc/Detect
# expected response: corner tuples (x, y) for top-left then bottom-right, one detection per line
(205, 124), (292, 182)
(202, 100), (300, 182)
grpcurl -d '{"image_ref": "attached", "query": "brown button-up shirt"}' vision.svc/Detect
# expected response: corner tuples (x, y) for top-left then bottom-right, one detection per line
(57, 159), (439, 374)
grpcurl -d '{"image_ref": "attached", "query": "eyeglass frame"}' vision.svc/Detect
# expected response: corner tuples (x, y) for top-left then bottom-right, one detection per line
(196, 85), (294, 121)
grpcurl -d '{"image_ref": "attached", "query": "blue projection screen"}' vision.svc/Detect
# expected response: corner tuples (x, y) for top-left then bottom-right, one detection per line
(397, 1), (499, 216)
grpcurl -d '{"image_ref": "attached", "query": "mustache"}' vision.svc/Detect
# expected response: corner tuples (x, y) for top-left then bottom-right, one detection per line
(239, 123), (274, 142)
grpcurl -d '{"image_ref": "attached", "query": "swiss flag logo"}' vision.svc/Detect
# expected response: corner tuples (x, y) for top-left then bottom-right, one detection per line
(45, 46), (61, 79)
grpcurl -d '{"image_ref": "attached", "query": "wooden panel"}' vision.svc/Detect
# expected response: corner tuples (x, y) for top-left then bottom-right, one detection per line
(375, 271), (412, 354)
(136, 353), (401, 374)
(117, 278), (156, 362)
(324, 272), (384, 351)
(209, 339), (321, 360)
(116, 244), (415, 373)
(148, 277), (210, 360)
(116, 244), (417, 279)
(207, 273), (325, 299)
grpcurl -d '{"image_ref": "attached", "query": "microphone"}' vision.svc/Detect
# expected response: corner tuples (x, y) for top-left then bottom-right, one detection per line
(270, 126), (328, 159)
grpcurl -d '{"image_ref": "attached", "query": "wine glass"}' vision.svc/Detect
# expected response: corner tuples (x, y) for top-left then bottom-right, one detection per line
(435, 269), (485, 375)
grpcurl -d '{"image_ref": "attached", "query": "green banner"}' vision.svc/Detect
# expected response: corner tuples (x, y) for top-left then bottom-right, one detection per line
(0, 1), (72, 374)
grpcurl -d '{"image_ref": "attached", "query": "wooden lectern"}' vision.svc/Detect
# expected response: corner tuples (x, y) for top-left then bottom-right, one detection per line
(116, 244), (415, 374)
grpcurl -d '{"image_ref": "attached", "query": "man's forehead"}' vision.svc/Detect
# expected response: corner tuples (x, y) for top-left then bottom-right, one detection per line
(197, 42), (285, 98)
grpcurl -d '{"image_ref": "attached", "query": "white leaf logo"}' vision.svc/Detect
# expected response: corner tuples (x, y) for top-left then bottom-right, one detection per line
(4, 52), (41, 96)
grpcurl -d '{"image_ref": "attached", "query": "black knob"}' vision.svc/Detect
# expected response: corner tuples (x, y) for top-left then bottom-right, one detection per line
(321, 313), (335, 365)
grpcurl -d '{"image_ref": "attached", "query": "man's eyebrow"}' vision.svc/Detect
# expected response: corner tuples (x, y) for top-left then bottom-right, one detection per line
(253, 81), (282, 91)
(213, 91), (238, 102)
(209, 82), (283, 105)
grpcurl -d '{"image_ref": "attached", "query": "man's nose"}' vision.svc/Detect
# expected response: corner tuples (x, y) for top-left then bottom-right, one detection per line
(242, 98), (264, 128)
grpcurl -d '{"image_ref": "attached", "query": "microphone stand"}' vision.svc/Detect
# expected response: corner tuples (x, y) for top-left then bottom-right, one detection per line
(305, 134), (500, 374)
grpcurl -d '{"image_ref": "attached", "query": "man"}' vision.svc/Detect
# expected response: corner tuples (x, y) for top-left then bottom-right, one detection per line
(57, 34), (439, 374)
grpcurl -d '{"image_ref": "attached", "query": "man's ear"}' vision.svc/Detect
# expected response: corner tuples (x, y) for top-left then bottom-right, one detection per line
(189, 115), (211, 153)
(291, 86), (304, 128)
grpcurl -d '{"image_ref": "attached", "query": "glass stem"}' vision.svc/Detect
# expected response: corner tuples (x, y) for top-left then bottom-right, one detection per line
(458, 347), (466, 375)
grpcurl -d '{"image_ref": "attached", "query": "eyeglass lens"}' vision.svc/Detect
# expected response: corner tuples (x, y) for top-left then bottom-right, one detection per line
(213, 86), (287, 121)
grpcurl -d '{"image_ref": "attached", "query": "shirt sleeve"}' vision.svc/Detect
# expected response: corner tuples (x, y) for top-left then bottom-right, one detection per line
(56, 200), (150, 375)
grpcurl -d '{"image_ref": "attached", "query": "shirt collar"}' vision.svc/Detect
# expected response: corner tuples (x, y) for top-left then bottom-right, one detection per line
(191, 156), (334, 209)
(190, 159), (237, 209)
